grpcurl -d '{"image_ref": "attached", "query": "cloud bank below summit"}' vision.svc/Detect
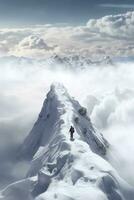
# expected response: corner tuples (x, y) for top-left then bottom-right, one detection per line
(0, 60), (134, 187)
(0, 11), (134, 58)
(0, 9), (134, 191)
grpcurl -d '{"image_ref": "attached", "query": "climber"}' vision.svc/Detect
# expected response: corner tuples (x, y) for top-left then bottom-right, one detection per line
(69, 126), (75, 141)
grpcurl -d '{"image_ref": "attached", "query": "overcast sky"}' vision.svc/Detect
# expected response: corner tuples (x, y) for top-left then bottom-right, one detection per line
(0, 0), (134, 26)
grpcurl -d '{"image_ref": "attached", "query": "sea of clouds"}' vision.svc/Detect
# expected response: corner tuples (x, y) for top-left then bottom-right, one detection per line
(0, 9), (134, 189)
(0, 57), (134, 188)
(0, 11), (134, 59)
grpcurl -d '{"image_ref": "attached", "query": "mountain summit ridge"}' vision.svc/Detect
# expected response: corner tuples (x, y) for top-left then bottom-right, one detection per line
(1, 83), (134, 200)
(20, 82), (108, 161)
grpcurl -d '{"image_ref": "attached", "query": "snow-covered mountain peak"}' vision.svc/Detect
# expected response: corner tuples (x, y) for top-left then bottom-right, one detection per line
(47, 82), (69, 100)
(19, 83), (108, 162)
(1, 83), (134, 200)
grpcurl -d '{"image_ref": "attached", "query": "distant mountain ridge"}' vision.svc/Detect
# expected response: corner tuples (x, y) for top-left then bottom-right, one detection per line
(0, 55), (113, 70)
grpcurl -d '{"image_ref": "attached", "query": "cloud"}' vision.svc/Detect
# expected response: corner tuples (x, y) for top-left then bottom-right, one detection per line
(91, 95), (118, 129)
(0, 10), (134, 191)
(0, 93), (22, 118)
(88, 87), (134, 185)
(0, 11), (134, 58)
(87, 11), (134, 40)
(84, 95), (99, 115)
(91, 88), (134, 129)
(0, 56), (134, 187)
(11, 35), (58, 58)
(0, 114), (32, 189)
(99, 4), (134, 9)
(17, 35), (55, 50)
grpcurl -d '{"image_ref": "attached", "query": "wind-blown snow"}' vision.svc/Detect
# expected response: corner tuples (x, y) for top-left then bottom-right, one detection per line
(1, 83), (134, 200)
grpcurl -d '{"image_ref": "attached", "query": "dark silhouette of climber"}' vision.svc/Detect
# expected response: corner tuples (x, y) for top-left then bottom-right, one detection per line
(69, 126), (75, 141)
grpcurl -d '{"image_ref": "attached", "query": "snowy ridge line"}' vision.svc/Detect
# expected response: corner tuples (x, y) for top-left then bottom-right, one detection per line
(0, 55), (114, 72)
(19, 82), (108, 161)
(1, 83), (134, 200)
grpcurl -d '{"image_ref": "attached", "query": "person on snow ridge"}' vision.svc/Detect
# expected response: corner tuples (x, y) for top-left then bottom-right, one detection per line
(69, 126), (75, 141)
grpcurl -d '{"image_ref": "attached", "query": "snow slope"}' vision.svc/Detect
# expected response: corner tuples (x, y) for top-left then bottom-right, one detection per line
(1, 83), (134, 200)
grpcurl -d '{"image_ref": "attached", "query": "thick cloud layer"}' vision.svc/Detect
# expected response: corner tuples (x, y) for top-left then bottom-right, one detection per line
(0, 10), (134, 190)
(18, 35), (55, 50)
(0, 58), (134, 188)
(87, 11), (134, 39)
(0, 11), (134, 58)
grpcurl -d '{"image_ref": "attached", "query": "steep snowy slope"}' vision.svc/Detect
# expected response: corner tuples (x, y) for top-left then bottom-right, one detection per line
(20, 83), (108, 160)
(1, 83), (134, 200)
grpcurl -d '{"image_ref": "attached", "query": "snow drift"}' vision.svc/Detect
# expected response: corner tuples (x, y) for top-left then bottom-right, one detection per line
(1, 83), (134, 200)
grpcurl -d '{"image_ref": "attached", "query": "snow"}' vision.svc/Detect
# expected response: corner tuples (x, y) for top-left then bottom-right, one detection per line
(1, 83), (134, 200)
(0, 55), (114, 73)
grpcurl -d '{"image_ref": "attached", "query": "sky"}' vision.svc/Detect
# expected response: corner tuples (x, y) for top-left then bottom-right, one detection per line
(0, 0), (134, 26)
(0, 10), (134, 59)
(0, 0), (134, 190)
(0, 1), (133, 58)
